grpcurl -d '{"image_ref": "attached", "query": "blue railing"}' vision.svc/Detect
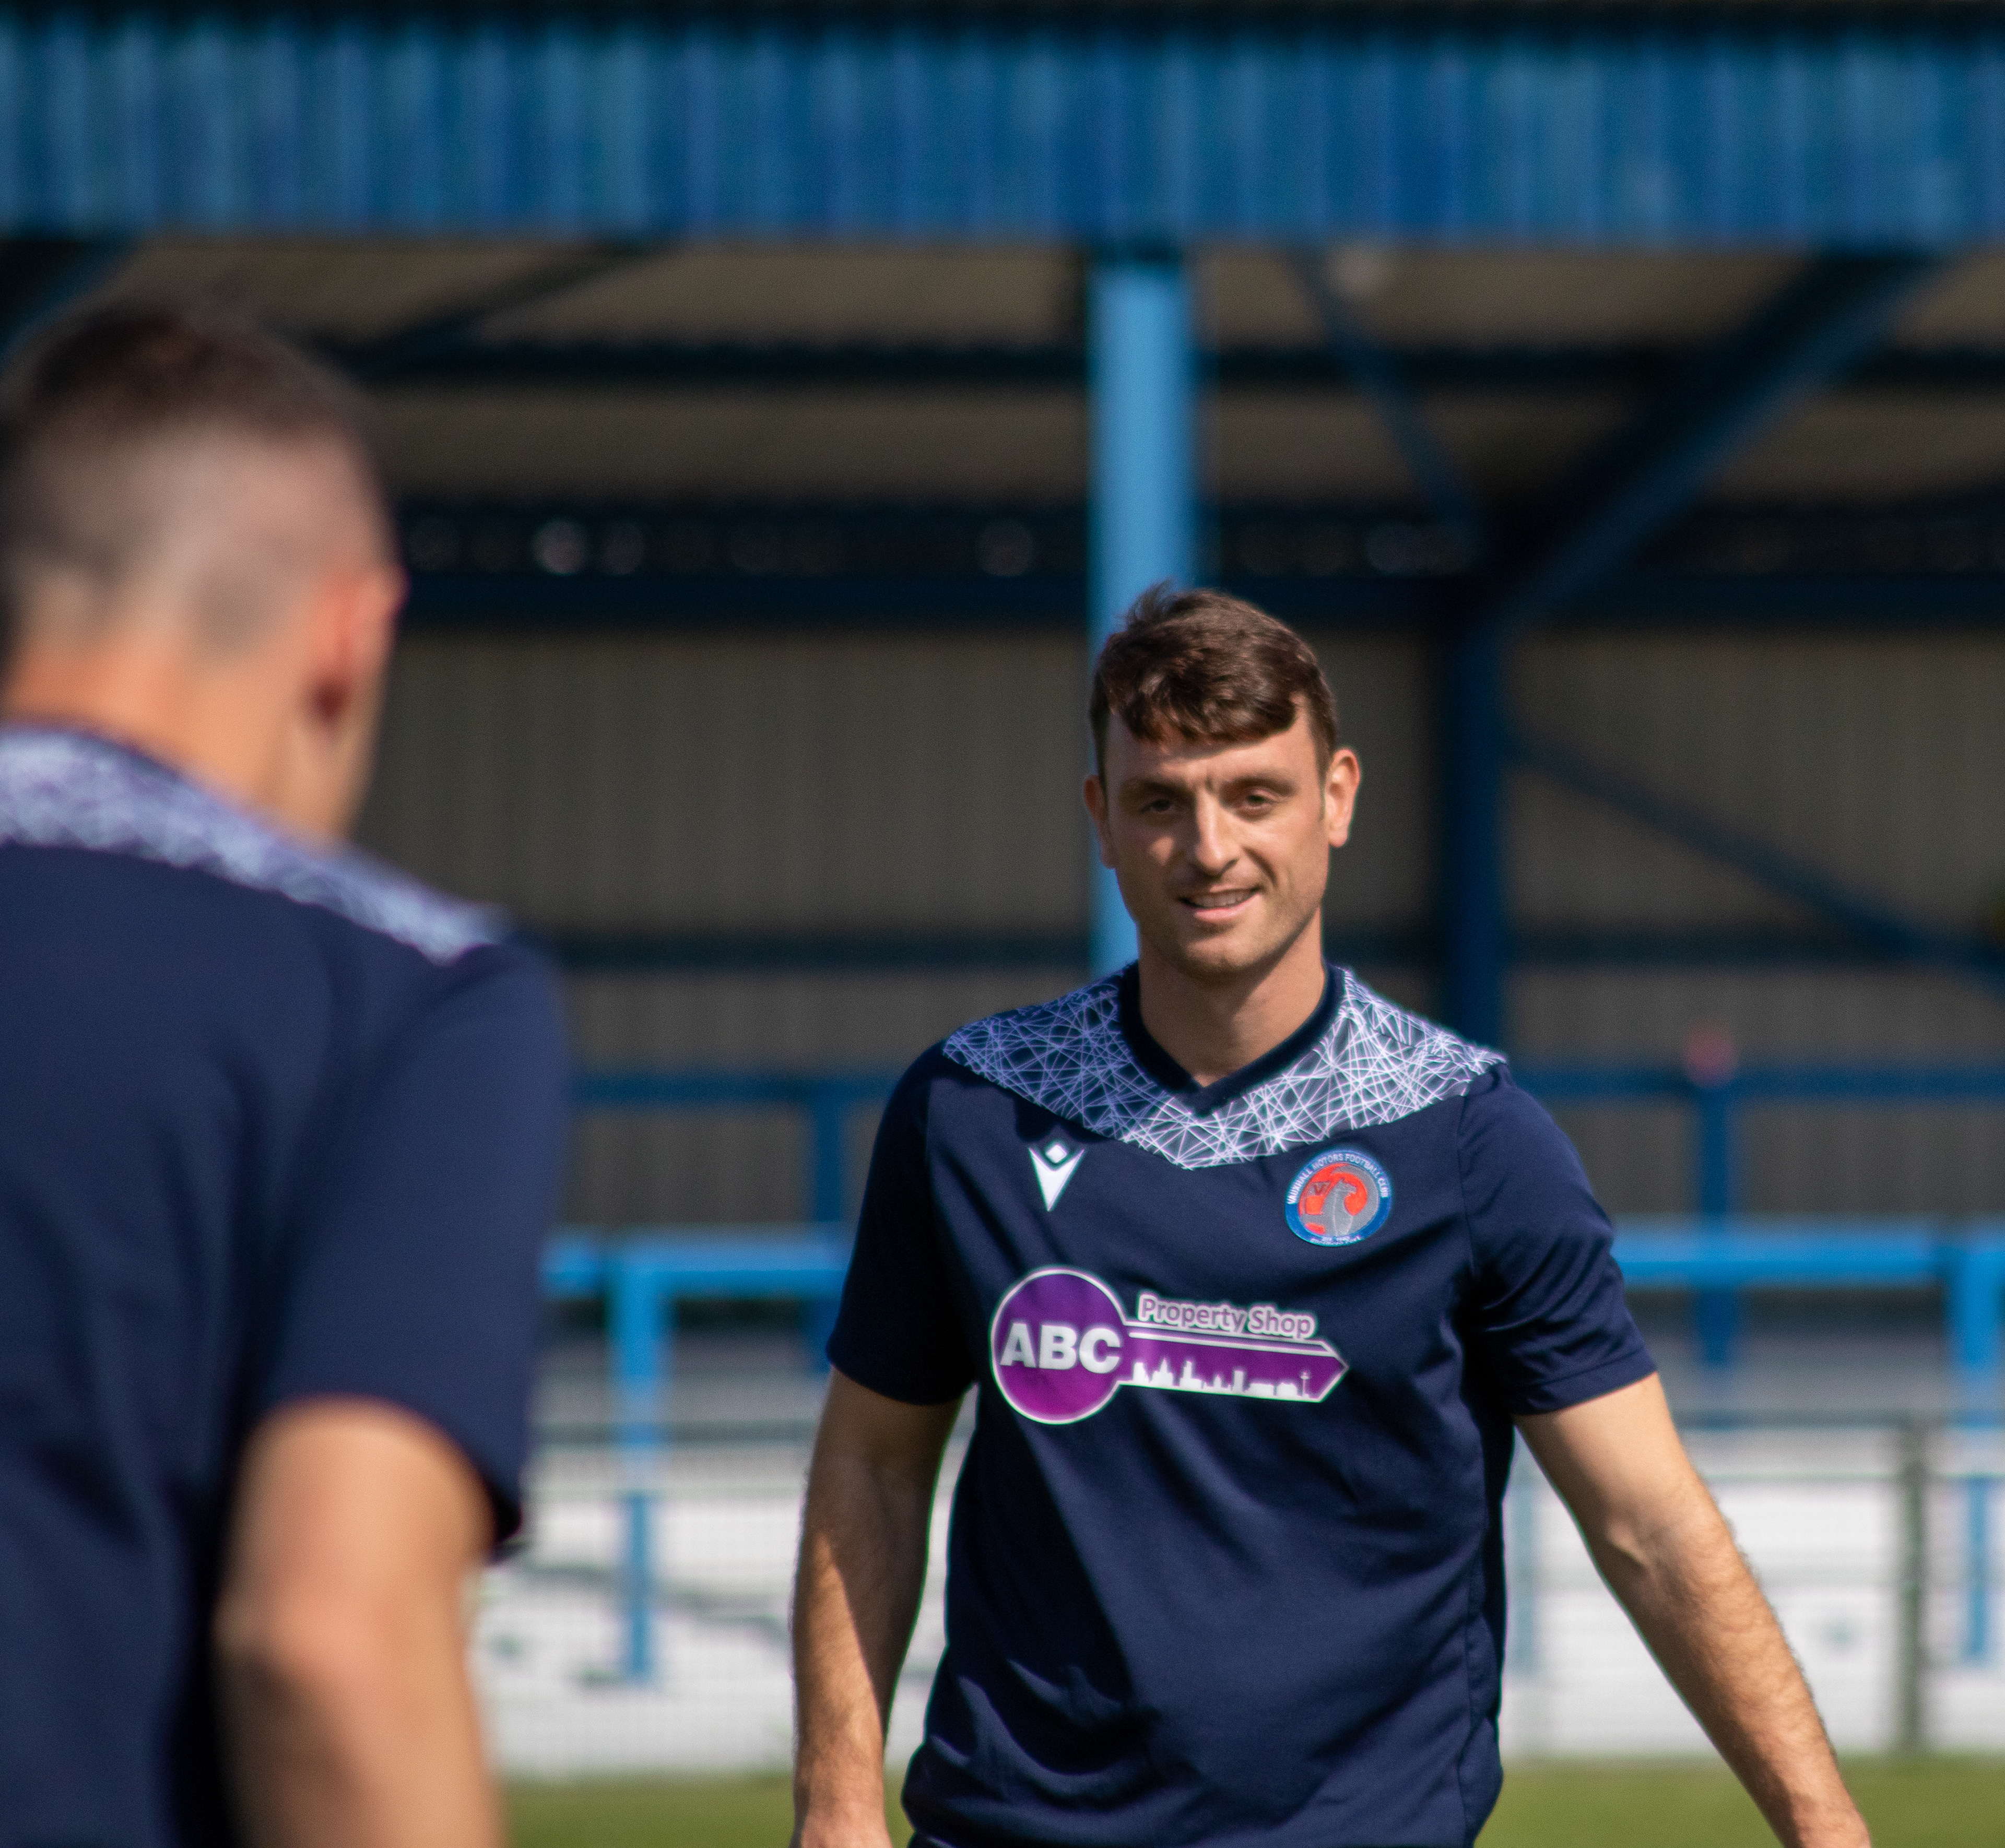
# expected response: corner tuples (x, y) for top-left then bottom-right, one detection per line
(578, 1060), (2005, 1233)
(541, 1223), (2005, 1685)
(559, 1061), (2005, 1681)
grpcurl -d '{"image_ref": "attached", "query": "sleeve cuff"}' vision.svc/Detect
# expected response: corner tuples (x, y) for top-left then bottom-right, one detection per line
(1503, 1342), (1658, 1417)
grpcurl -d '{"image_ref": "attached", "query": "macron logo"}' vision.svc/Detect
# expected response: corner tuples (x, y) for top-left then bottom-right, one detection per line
(1028, 1127), (1086, 1209)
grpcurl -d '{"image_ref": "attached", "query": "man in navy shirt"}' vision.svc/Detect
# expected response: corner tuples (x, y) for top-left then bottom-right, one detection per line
(0, 306), (568, 1847)
(793, 588), (1866, 1848)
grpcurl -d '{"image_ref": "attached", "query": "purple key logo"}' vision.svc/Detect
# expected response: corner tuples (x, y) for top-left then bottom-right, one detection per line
(990, 1267), (1347, 1426)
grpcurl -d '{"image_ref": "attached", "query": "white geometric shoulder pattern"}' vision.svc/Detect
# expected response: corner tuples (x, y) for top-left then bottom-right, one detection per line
(0, 727), (502, 966)
(942, 967), (1503, 1169)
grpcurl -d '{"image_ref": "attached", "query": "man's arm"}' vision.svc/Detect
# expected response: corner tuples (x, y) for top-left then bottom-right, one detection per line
(792, 1369), (962, 1848)
(214, 1400), (500, 1848)
(1517, 1375), (1867, 1848)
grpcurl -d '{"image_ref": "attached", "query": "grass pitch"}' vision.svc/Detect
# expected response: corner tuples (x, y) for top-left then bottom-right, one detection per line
(507, 1758), (2005, 1846)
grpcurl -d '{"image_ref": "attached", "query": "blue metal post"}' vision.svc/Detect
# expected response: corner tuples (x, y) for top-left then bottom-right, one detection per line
(1441, 632), (1506, 1047)
(610, 1255), (665, 1682)
(1088, 253), (1194, 978)
(1694, 1078), (1742, 1368)
(1946, 1237), (2005, 1391)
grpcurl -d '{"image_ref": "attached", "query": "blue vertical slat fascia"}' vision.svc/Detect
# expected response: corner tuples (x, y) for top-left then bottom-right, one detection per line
(1364, 34), (1399, 238)
(1436, 40), (1472, 242)
(1493, 39), (1536, 239)
(1296, 38), (1333, 238)
(0, 20), (20, 228)
(953, 32), (998, 237)
(382, 25), (442, 231)
(1160, 34), (1201, 243)
(1088, 32), (1124, 243)
(1913, 39), (1956, 243)
(244, 20), (300, 230)
(1226, 34), (1265, 238)
(1701, 33), (1737, 243)
(1628, 37), (1676, 241)
(461, 22), (511, 233)
(1976, 35), (2005, 240)
(327, 20), (374, 231)
(1839, 33), (1878, 244)
(891, 29), (929, 234)
(105, 17), (152, 230)
(0, 19), (20, 229)
(679, 28), (720, 236)
(595, 25), (650, 236)
(817, 34), (861, 234)
(747, 27), (791, 235)
(535, 21), (586, 232)
(39, 14), (90, 230)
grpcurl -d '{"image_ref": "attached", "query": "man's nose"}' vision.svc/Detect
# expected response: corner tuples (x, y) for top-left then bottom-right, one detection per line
(1187, 797), (1236, 872)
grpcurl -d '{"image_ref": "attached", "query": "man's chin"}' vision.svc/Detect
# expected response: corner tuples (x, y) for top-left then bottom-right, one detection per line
(1152, 921), (1284, 983)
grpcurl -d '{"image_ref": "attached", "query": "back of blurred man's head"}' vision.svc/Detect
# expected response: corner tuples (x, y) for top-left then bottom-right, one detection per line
(0, 303), (403, 837)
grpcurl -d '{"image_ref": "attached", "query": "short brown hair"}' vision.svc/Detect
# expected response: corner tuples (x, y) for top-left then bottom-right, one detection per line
(0, 301), (384, 656)
(1089, 583), (1338, 779)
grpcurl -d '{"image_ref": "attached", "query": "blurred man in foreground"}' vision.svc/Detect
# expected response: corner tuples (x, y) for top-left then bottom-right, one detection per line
(0, 305), (568, 1848)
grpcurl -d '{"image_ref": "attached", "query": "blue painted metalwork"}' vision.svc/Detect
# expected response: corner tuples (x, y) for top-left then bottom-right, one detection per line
(1440, 631), (1507, 1046)
(1287, 250), (1486, 558)
(1088, 253), (1193, 976)
(6, 12), (2005, 243)
(546, 1228), (855, 1681)
(538, 1217), (2005, 1678)
(1479, 256), (1940, 639)
(1442, 255), (1939, 1052)
(576, 1067), (899, 1225)
(1511, 726), (2005, 1000)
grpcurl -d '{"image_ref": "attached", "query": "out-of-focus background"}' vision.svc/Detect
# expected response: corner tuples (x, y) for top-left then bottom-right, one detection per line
(10, 2), (2004, 1838)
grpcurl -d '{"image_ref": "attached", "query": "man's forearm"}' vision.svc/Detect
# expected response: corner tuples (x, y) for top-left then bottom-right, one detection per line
(792, 1416), (946, 1845)
(218, 1579), (497, 1848)
(1587, 1484), (1865, 1847)
(215, 1404), (501, 1848)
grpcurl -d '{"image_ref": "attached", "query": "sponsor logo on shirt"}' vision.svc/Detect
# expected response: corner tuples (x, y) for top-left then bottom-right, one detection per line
(989, 1267), (1347, 1425)
(1283, 1146), (1393, 1247)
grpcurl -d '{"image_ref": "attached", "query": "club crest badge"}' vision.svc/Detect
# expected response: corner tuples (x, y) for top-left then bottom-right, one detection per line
(1284, 1147), (1393, 1247)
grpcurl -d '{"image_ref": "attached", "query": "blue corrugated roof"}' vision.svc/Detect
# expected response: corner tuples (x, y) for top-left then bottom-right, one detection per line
(1, 9), (2001, 244)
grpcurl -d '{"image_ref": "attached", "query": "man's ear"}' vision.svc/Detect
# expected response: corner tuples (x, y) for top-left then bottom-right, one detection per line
(1082, 773), (1118, 870)
(303, 563), (404, 732)
(1324, 748), (1361, 851)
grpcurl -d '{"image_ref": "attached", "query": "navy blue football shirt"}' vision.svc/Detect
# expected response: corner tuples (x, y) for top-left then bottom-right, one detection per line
(0, 725), (569, 1848)
(829, 964), (1653, 1848)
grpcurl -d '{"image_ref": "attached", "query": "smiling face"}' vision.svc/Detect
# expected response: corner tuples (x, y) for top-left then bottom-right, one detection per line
(1084, 705), (1360, 987)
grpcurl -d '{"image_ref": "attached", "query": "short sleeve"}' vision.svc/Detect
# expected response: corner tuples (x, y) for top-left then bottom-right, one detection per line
(255, 944), (569, 1542)
(1459, 1068), (1655, 1416)
(826, 1052), (975, 1405)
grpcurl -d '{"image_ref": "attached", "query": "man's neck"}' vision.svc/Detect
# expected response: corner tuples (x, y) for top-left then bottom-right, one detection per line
(6, 646), (275, 805)
(1134, 921), (1328, 1088)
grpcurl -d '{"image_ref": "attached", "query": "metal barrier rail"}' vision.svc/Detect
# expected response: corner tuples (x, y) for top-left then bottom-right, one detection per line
(573, 1060), (2005, 1369)
(541, 1223), (2005, 1683)
(574, 1060), (2005, 1227)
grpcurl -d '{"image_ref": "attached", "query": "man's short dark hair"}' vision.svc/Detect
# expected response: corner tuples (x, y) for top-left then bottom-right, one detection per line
(1089, 583), (1339, 780)
(0, 302), (384, 658)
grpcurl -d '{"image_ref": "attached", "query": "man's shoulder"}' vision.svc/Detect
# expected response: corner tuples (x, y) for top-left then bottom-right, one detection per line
(932, 967), (1504, 1169)
(0, 725), (504, 967)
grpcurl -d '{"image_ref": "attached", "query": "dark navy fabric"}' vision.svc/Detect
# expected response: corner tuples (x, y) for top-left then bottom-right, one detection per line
(829, 965), (1652, 1848)
(0, 726), (569, 1848)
